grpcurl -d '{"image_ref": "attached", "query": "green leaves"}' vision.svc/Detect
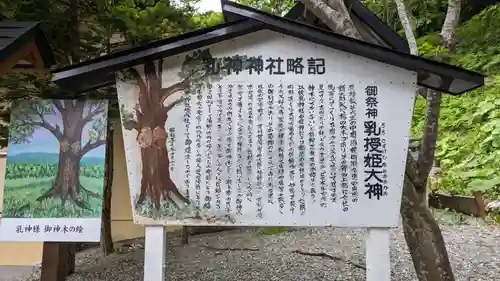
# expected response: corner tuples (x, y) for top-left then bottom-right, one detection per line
(0, 0), (216, 145)
(363, 0), (448, 37)
(407, 5), (500, 199)
(467, 178), (500, 193)
(453, 4), (500, 75)
(8, 99), (56, 144)
(190, 11), (223, 28)
(235, 0), (295, 15)
(88, 113), (107, 143)
(104, 0), (200, 45)
(411, 79), (500, 198)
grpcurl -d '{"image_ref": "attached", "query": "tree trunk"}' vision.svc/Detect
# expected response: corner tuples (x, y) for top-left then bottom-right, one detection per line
(300, 0), (362, 39)
(101, 122), (114, 256)
(393, 1), (461, 280)
(441, 0), (462, 52)
(133, 61), (190, 211)
(35, 100), (92, 209)
(55, 149), (81, 202)
(69, 0), (80, 64)
(394, 0), (418, 55)
(401, 175), (455, 281)
(295, 1), (460, 281)
(37, 145), (83, 207)
(136, 140), (187, 210)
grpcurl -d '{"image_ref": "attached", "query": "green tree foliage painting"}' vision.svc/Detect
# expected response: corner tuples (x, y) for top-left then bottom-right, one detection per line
(2, 99), (108, 218)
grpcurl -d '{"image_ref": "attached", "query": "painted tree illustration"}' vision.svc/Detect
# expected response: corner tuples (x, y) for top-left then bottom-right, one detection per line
(120, 49), (248, 211)
(9, 99), (108, 209)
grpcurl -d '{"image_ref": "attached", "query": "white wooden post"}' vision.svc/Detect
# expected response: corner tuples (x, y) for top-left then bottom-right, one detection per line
(144, 226), (167, 281)
(365, 228), (391, 281)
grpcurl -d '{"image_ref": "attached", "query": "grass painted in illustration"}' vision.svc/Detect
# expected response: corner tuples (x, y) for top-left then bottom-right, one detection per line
(133, 194), (198, 220)
(3, 175), (104, 218)
(2, 99), (108, 218)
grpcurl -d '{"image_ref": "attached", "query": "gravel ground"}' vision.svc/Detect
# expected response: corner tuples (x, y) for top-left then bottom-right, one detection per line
(8, 213), (500, 281)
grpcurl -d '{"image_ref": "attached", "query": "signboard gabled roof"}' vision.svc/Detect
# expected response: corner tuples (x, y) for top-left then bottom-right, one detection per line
(0, 21), (54, 69)
(51, 1), (485, 95)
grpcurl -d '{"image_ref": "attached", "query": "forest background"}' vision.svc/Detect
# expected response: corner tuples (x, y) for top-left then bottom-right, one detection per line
(0, 0), (499, 210)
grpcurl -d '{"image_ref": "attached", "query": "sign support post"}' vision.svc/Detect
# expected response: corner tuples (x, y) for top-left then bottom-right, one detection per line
(144, 226), (167, 281)
(366, 228), (391, 281)
(40, 242), (76, 281)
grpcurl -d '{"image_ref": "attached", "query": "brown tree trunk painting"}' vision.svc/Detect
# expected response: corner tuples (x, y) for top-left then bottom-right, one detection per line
(11, 99), (108, 211)
(34, 100), (106, 209)
(121, 49), (232, 213)
(128, 60), (191, 211)
(51, 149), (82, 204)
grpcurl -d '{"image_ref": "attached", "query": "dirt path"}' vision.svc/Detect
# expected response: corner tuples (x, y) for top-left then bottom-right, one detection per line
(0, 265), (36, 281)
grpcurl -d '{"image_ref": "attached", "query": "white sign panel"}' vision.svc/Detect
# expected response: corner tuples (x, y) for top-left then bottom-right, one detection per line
(0, 218), (102, 242)
(116, 30), (416, 227)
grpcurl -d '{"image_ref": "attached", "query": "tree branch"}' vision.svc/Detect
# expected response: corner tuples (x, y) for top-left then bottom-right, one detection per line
(378, 0), (422, 181)
(144, 61), (160, 94)
(157, 58), (163, 85)
(27, 120), (63, 141)
(394, 0), (418, 55)
(292, 249), (366, 270)
(75, 99), (85, 116)
(82, 101), (106, 123)
(415, 90), (441, 188)
(405, 151), (419, 184)
(133, 0), (160, 9)
(393, 0), (438, 191)
(300, 0), (362, 39)
(164, 97), (185, 113)
(159, 79), (190, 105)
(81, 139), (106, 157)
(129, 68), (147, 95)
(440, 0), (462, 51)
(411, 0), (461, 189)
(393, 0), (429, 99)
(64, 100), (76, 111)
(53, 100), (65, 114)
(201, 245), (259, 252)
(69, 0), (80, 64)
(86, 102), (95, 119)
(135, 106), (144, 125)
(400, 175), (455, 280)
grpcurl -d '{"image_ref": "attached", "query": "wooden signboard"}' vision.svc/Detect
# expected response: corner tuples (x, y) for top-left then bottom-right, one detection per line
(115, 30), (415, 228)
(0, 99), (109, 242)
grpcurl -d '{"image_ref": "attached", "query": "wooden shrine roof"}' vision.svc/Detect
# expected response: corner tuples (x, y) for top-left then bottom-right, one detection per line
(0, 21), (54, 75)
